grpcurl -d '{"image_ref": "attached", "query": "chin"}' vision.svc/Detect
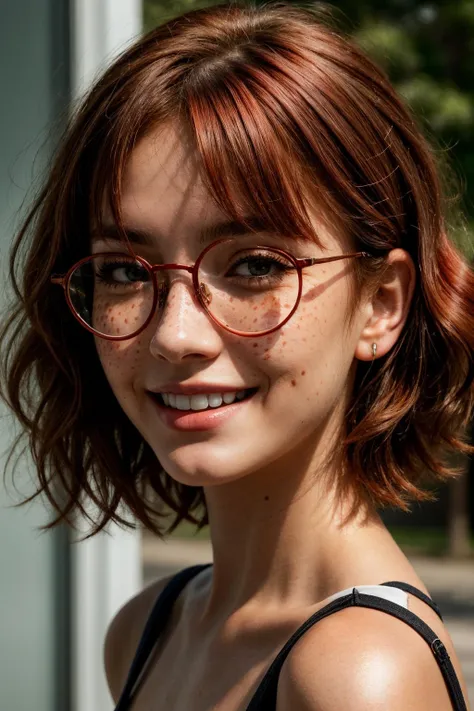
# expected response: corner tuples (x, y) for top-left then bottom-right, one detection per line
(150, 440), (259, 488)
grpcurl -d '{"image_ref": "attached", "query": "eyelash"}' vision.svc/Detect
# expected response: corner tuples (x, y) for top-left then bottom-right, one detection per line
(227, 253), (294, 284)
(93, 251), (295, 291)
(95, 260), (149, 286)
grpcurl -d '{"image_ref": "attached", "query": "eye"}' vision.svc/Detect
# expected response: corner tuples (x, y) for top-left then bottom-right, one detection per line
(97, 259), (149, 285)
(228, 251), (293, 280)
(233, 256), (276, 277)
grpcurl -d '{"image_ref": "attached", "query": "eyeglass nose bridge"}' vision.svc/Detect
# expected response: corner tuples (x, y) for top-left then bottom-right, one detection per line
(148, 262), (210, 310)
(149, 263), (194, 274)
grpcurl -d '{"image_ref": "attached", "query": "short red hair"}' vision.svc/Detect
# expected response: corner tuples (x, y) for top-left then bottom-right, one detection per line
(1, 2), (473, 535)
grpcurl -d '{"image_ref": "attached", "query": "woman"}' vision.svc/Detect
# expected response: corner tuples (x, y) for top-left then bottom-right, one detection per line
(1, 2), (473, 709)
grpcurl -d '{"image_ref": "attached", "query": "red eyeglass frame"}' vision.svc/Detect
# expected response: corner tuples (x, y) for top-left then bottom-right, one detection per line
(50, 239), (373, 340)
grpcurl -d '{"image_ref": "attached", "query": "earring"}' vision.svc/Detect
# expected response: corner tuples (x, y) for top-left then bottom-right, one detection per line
(372, 343), (377, 359)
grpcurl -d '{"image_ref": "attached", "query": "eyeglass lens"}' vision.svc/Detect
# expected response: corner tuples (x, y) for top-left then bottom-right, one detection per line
(68, 241), (301, 337)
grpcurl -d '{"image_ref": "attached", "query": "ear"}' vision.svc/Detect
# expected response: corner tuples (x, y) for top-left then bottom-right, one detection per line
(355, 249), (416, 361)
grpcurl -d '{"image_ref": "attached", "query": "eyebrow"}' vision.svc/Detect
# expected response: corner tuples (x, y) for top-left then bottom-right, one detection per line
(91, 217), (268, 247)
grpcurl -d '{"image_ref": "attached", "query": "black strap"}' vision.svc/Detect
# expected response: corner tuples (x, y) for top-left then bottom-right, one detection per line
(114, 563), (211, 711)
(246, 588), (467, 711)
(381, 580), (444, 620)
(115, 571), (465, 711)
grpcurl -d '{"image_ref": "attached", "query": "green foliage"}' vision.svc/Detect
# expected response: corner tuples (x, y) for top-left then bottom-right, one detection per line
(143, 0), (474, 254)
(451, 222), (474, 261)
(355, 21), (420, 77)
(334, 0), (474, 227)
(144, 0), (222, 28)
(390, 526), (474, 557)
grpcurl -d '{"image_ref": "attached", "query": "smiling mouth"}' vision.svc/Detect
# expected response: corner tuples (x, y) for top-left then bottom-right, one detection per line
(150, 388), (258, 412)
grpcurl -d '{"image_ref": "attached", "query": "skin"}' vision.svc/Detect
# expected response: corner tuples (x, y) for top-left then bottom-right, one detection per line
(100, 125), (470, 710)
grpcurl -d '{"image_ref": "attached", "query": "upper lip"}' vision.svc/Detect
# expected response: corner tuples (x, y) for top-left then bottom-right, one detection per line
(147, 383), (255, 395)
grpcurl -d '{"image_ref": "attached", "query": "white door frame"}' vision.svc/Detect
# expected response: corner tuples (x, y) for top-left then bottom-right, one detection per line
(70, 3), (143, 711)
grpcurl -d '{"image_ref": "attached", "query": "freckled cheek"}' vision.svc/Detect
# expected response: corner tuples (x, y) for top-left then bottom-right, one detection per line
(94, 337), (146, 388)
(236, 299), (329, 385)
(239, 324), (316, 369)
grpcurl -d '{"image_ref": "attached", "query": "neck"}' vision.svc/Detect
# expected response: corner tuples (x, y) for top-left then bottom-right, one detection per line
(200, 443), (395, 622)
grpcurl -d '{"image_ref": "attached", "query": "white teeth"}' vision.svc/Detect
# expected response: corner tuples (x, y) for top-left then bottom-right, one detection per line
(158, 389), (252, 410)
(208, 393), (223, 408)
(190, 394), (209, 411)
(175, 394), (191, 410)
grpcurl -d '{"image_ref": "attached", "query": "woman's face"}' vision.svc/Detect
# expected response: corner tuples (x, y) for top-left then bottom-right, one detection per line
(94, 125), (371, 486)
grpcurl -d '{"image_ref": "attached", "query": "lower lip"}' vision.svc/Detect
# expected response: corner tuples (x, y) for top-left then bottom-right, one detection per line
(149, 392), (256, 431)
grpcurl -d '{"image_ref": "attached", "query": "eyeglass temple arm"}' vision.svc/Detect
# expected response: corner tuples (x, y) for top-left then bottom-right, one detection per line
(51, 275), (66, 288)
(49, 254), (372, 285)
(297, 252), (372, 268)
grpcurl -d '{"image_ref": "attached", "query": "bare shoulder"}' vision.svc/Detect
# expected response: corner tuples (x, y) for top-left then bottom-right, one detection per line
(277, 606), (457, 711)
(104, 574), (173, 703)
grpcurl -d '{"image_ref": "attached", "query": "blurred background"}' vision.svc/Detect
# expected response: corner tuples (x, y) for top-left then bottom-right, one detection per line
(0, 1), (473, 710)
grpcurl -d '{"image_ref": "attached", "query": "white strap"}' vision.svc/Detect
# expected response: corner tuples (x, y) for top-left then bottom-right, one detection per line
(325, 583), (408, 609)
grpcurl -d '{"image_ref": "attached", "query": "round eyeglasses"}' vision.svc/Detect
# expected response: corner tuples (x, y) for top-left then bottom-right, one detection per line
(50, 239), (372, 340)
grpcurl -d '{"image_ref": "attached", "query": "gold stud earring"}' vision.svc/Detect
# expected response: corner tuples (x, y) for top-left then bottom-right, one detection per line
(372, 343), (377, 359)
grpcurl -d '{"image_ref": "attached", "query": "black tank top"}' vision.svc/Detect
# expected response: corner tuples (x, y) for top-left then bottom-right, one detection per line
(114, 564), (468, 710)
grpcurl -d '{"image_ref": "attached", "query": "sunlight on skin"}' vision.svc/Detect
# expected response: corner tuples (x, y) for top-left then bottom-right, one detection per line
(94, 124), (379, 489)
(94, 124), (417, 617)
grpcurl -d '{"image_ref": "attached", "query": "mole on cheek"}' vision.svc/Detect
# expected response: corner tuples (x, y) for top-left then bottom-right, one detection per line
(301, 370), (306, 376)
(291, 379), (297, 386)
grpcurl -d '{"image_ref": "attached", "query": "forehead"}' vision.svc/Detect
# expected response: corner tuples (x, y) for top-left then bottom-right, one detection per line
(117, 124), (222, 232)
(103, 123), (346, 254)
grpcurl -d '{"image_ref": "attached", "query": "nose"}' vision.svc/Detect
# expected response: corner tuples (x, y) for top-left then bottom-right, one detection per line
(148, 279), (223, 363)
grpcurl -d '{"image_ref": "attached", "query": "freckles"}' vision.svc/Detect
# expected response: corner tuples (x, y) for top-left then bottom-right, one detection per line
(250, 338), (265, 351)
(96, 338), (143, 375)
(96, 341), (122, 370)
